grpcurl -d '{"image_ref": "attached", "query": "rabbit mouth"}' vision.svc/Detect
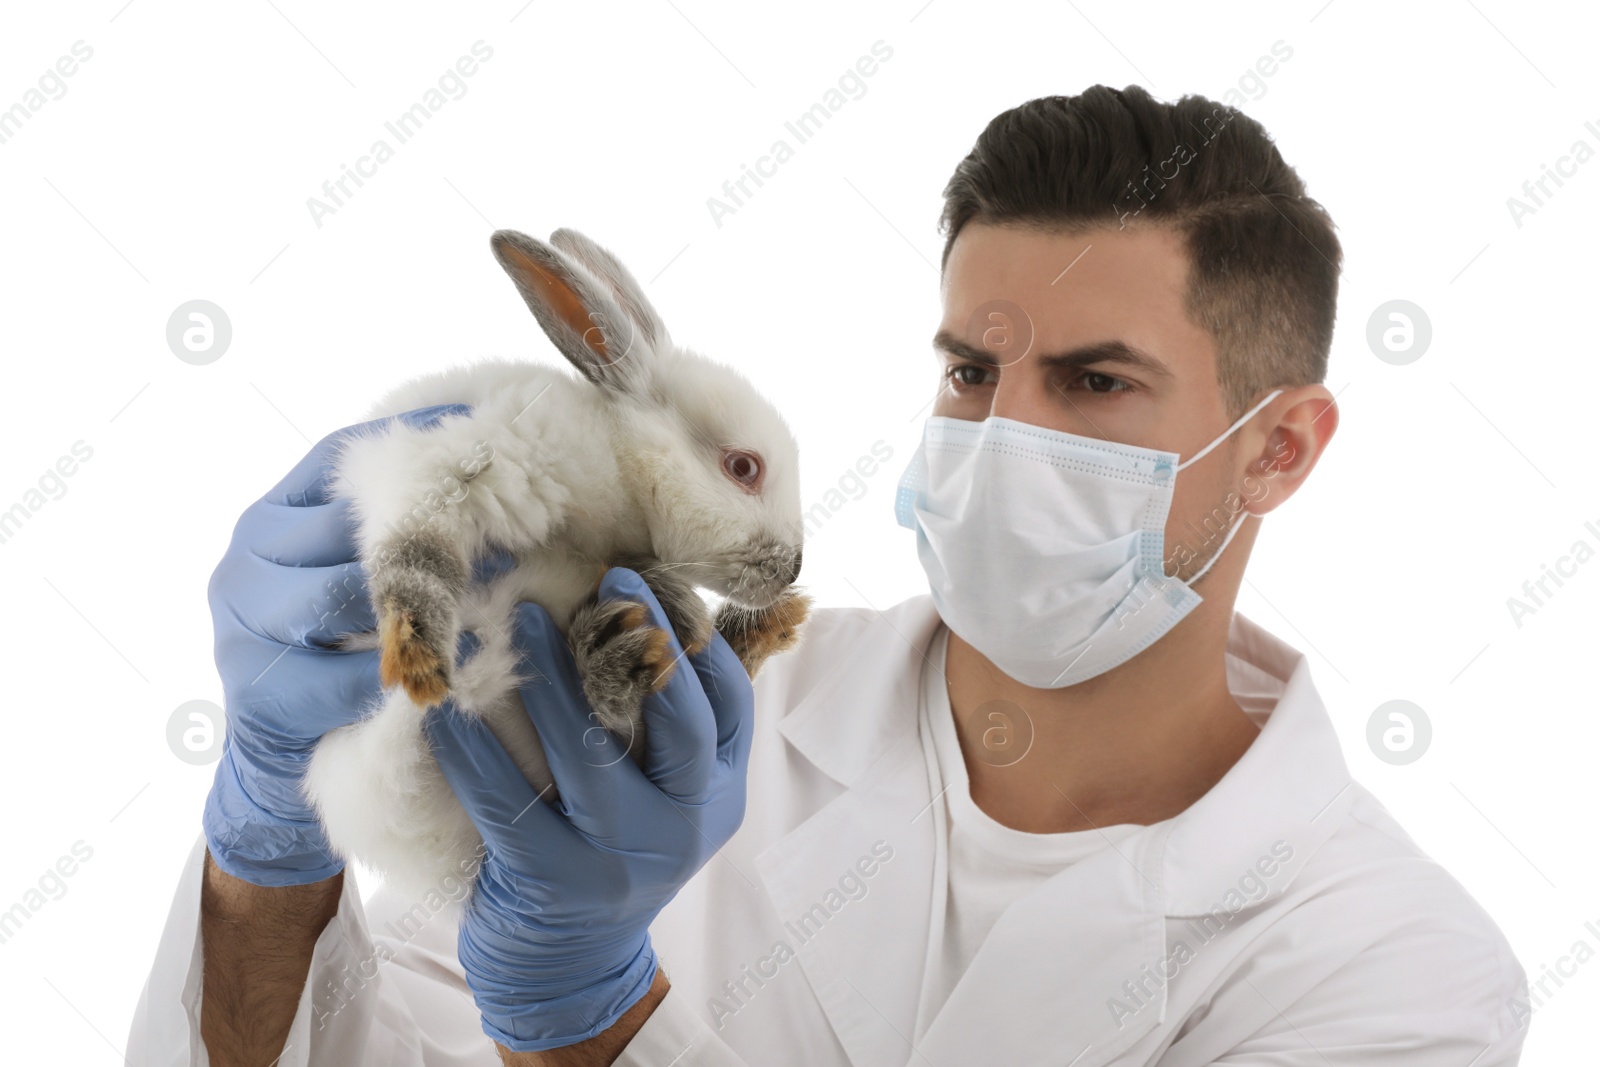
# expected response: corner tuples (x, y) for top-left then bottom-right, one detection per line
(722, 548), (802, 609)
(730, 583), (789, 610)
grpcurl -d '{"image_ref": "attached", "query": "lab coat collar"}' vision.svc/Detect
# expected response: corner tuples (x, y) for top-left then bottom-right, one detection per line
(762, 594), (1355, 1066)
(774, 594), (1355, 915)
(1159, 610), (1356, 915)
(773, 595), (940, 787)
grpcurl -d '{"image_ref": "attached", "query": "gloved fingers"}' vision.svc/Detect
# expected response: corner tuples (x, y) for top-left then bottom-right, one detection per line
(508, 600), (650, 833)
(212, 551), (377, 648)
(231, 629), (484, 750)
(232, 494), (364, 569)
(226, 643), (384, 740)
(422, 702), (577, 868)
(393, 403), (474, 432)
(594, 568), (718, 803)
(261, 403), (472, 507)
(689, 631), (756, 775)
(219, 504), (517, 653)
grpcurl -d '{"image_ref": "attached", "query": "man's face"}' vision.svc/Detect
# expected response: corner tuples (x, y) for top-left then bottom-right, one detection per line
(934, 221), (1277, 581)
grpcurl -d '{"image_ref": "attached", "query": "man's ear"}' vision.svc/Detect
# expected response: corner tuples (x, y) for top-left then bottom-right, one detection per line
(1241, 386), (1338, 516)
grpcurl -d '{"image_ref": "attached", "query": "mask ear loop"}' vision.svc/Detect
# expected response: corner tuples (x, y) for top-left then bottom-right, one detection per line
(1184, 506), (1248, 586)
(1172, 387), (1285, 586)
(1174, 388), (1285, 473)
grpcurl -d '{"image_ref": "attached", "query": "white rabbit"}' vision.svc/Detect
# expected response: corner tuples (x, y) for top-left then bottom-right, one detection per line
(302, 228), (812, 901)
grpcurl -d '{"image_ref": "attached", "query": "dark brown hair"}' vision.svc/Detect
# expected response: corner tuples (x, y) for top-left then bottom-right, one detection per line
(938, 85), (1341, 420)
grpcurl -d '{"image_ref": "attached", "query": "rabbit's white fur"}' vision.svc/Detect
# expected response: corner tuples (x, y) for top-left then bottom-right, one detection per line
(301, 229), (804, 902)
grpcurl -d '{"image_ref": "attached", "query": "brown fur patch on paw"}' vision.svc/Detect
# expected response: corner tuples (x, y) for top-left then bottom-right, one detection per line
(638, 624), (677, 692)
(748, 589), (812, 661)
(611, 598), (676, 692)
(378, 596), (450, 708)
(718, 589), (813, 680)
(593, 555), (714, 659)
(599, 595), (678, 692)
(586, 599), (646, 649)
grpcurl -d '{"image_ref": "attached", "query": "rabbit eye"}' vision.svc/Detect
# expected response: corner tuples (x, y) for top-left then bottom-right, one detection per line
(722, 449), (762, 491)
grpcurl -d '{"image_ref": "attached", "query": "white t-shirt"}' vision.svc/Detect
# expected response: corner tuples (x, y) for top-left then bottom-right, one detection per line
(912, 623), (1144, 1041)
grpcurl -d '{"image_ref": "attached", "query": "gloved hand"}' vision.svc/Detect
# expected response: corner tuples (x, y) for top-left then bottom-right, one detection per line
(201, 403), (473, 886)
(423, 567), (755, 1052)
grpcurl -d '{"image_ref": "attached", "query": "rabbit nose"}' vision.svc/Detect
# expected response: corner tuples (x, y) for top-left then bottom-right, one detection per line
(786, 549), (802, 584)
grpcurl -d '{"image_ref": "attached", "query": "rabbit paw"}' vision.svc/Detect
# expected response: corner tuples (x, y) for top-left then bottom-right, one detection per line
(371, 532), (469, 710)
(377, 594), (455, 708)
(567, 595), (678, 761)
(715, 588), (813, 680)
(609, 555), (715, 655)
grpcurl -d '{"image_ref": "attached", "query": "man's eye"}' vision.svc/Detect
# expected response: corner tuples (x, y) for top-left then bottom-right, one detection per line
(943, 364), (994, 388)
(1073, 371), (1132, 394)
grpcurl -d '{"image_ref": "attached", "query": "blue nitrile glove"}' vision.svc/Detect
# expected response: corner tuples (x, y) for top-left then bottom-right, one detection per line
(201, 403), (473, 886)
(422, 567), (756, 1052)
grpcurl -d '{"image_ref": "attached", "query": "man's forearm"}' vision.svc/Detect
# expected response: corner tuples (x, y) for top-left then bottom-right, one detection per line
(200, 847), (343, 1066)
(495, 968), (671, 1067)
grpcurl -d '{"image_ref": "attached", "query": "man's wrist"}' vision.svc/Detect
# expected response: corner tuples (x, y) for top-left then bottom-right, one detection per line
(494, 966), (672, 1067)
(203, 748), (345, 887)
(470, 934), (661, 1054)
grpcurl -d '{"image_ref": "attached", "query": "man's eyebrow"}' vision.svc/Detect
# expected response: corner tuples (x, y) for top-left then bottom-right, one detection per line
(932, 328), (1174, 379)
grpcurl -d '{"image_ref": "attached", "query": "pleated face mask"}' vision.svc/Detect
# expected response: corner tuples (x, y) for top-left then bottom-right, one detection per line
(894, 388), (1283, 688)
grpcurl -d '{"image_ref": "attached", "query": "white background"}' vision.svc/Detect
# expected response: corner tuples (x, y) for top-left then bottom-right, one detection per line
(0, 0), (1595, 1061)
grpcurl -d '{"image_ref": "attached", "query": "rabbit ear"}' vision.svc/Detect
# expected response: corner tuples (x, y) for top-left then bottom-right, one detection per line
(549, 228), (670, 353)
(490, 229), (649, 395)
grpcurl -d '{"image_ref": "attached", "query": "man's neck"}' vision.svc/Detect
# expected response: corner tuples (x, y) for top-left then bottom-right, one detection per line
(943, 595), (1261, 834)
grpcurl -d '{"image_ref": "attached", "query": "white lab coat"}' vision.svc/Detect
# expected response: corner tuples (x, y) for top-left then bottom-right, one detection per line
(127, 595), (1530, 1065)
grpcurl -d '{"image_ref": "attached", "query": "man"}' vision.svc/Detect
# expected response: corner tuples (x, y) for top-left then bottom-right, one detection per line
(128, 85), (1528, 1065)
